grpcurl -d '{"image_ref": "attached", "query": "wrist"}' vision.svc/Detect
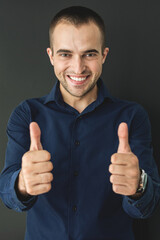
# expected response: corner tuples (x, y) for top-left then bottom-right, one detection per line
(18, 171), (27, 194)
(129, 169), (148, 200)
(136, 169), (148, 194)
(15, 171), (31, 201)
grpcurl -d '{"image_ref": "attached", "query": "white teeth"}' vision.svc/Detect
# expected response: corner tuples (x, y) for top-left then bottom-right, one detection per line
(69, 76), (87, 81)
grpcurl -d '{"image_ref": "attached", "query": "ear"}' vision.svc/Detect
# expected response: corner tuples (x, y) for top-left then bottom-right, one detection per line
(102, 47), (109, 64)
(46, 48), (54, 66)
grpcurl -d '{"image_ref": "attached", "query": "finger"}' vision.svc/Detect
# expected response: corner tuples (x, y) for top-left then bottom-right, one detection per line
(110, 174), (128, 185)
(29, 122), (43, 151)
(109, 164), (126, 175)
(38, 172), (53, 184)
(112, 184), (130, 195)
(32, 161), (53, 174)
(117, 122), (131, 153)
(111, 153), (132, 165)
(26, 172), (53, 186)
(112, 184), (137, 196)
(26, 183), (52, 196)
(23, 150), (51, 164)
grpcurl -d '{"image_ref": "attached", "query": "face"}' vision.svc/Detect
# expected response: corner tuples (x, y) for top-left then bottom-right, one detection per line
(47, 21), (109, 100)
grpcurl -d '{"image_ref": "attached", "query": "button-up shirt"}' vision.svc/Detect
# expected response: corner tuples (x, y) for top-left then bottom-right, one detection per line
(0, 78), (160, 240)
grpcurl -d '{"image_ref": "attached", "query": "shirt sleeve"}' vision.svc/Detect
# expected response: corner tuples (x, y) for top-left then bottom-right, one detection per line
(122, 104), (160, 218)
(0, 101), (37, 212)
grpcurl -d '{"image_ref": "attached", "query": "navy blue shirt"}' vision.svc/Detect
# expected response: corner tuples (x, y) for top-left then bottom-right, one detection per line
(0, 78), (160, 240)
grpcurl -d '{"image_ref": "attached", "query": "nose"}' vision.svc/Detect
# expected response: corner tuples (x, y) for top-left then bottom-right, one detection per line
(72, 56), (86, 74)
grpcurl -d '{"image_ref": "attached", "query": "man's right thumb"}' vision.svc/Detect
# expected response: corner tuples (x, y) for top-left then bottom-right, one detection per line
(29, 122), (43, 151)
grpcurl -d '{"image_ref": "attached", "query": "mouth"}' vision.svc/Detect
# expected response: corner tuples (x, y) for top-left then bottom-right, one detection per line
(67, 75), (90, 85)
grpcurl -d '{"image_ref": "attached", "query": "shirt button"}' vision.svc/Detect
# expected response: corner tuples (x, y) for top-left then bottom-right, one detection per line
(136, 203), (142, 208)
(74, 171), (79, 176)
(75, 140), (80, 146)
(73, 205), (77, 212)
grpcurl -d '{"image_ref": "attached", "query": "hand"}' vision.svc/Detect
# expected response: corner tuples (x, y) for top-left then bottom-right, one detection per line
(109, 122), (141, 196)
(18, 122), (53, 196)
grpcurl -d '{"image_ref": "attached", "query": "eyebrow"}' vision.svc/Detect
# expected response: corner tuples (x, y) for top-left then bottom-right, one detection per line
(84, 49), (99, 54)
(56, 49), (72, 54)
(56, 49), (99, 54)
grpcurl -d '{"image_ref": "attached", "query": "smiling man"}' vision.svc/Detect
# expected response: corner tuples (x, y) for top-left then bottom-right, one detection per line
(47, 18), (109, 112)
(0, 6), (160, 240)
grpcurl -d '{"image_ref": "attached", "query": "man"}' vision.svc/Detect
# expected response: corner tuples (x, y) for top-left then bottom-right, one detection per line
(0, 6), (160, 240)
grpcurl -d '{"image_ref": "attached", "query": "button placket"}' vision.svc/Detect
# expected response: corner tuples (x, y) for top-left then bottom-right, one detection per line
(70, 118), (80, 218)
(74, 171), (79, 176)
(72, 205), (77, 212)
(75, 140), (80, 146)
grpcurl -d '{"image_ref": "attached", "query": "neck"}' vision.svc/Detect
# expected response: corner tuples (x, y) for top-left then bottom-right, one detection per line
(60, 84), (98, 113)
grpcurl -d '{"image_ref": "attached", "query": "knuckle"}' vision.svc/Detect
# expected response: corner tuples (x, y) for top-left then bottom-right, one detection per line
(43, 173), (53, 183)
(44, 184), (52, 193)
(113, 184), (118, 193)
(110, 175), (116, 183)
(26, 186), (34, 195)
(49, 173), (54, 181)
(110, 164), (115, 172)
(111, 153), (117, 163)
(110, 175), (113, 183)
(109, 164), (112, 173)
(44, 150), (51, 160)
(130, 154), (138, 164)
(49, 162), (54, 171)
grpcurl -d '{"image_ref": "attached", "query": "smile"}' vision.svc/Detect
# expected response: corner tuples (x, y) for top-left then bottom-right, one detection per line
(68, 75), (89, 81)
(69, 76), (87, 81)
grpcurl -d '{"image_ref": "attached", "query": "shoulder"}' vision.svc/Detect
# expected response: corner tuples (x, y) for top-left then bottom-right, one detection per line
(7, 95), (47, 131)
(108, 95), (148, 120)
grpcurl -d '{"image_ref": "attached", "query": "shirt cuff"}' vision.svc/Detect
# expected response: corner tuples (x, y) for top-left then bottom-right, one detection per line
(122, 174), (153, 218)
(10, 169), (37, 212)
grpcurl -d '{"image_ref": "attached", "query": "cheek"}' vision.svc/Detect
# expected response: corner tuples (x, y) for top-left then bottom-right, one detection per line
(54, 60), (69, 74)
(89, 61), (102, 73)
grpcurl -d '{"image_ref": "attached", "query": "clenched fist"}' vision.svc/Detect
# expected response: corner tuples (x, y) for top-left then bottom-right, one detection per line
(109, 122), (141, 196)
(17, 122), (53, 197)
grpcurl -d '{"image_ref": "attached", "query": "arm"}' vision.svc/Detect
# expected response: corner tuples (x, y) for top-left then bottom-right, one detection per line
(0, 101), (37, 212)
(109, 105), (160, 218)
(123, 106), (160, 218)
(0, 101), (53, 212)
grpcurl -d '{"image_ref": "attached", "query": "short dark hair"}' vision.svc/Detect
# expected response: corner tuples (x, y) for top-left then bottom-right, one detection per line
(49, 6), (106, 52)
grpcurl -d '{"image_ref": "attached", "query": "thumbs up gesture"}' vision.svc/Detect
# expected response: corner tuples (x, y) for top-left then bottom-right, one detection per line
(18, 122), (53, 197)
(109, 123), (141, 196)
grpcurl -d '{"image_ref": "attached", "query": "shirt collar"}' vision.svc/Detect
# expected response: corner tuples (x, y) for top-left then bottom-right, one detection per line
(43, 78), (115, 105)
(44, 80), (61, 104)
(96, 78), (115, 103)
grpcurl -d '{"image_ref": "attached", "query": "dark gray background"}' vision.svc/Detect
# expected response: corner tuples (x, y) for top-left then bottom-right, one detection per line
(0, 0), (160, 239)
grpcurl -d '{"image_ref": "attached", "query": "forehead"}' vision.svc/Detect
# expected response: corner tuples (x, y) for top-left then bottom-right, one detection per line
(52, 21), (102, 51)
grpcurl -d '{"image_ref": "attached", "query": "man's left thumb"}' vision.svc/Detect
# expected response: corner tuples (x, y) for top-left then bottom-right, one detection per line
(117, 122), (131, 153)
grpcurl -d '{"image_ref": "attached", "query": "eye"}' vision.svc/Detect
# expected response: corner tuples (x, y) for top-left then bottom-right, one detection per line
(85, 53), (97, 57)
(60, 53), (71, 57)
